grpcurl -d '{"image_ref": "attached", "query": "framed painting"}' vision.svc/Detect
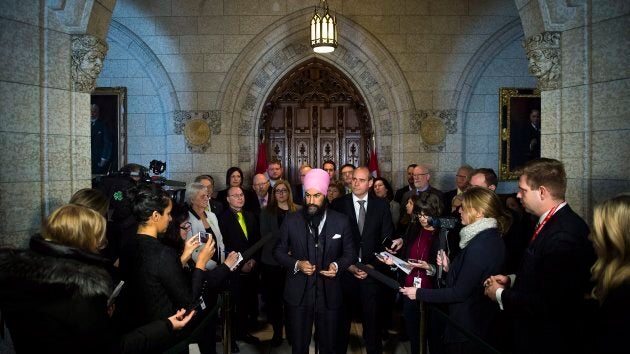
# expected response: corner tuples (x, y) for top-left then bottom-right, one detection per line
(90, 87), (127, 176)
(499, 87), (541, 180)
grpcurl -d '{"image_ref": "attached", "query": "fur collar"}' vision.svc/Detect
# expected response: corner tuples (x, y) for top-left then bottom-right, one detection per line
(459, 218), (497, 249)
(0, 236), (112, 298)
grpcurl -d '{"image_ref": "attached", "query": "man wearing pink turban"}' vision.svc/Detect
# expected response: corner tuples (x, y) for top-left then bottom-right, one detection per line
(273, 168), (356, 354)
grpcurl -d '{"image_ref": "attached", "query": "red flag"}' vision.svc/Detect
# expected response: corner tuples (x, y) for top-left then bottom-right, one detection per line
(368, 150), (380, 178)
(255, 142), (268, 174)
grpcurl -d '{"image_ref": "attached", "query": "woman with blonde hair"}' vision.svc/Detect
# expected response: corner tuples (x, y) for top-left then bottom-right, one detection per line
(591, 194), (630, 353)
(400, 187), (511, 353)
(0, 204), (195, 353)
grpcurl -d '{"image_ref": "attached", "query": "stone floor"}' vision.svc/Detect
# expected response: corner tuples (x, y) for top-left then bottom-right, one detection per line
(205, 322), (412, 354)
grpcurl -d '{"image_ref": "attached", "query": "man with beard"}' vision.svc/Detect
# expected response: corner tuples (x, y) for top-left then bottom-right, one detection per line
(273, 169), (356, 354)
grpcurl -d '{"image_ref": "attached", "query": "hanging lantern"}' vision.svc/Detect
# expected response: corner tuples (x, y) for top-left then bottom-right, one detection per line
(310, 0), (338, 53)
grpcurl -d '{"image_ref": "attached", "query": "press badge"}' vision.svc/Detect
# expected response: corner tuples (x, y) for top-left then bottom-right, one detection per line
(413, 276), (422, 288)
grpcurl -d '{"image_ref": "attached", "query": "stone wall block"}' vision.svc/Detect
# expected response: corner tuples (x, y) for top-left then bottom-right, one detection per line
(0, 19), (40, 85)
(173, 0), (223, 17)
(592, 130), (630, 179)
(0, 132), (41, 183)
(560, 85), (586, 133)
(46, 88), (72, 135)
(0, 82), (40, 134)
(561, 27), (586, 87)
(592, 1), (630, 24)
(592, 78), (630, 131)
(592, 15), (630, 83)
(112, 0), (171, 18)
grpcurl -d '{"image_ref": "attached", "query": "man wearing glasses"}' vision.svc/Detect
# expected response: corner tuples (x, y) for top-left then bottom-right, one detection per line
(402, 164), (444, 216)
(252, 173), (271, 215)
(443, 164), (474, 216)
(218, 186), (262, 350)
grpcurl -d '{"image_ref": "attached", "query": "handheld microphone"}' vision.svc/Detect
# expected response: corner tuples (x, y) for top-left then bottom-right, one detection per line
(437, 230), (447, 280)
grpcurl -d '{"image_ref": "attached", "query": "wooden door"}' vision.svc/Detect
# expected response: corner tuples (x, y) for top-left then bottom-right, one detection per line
(260, 59), (372, 185)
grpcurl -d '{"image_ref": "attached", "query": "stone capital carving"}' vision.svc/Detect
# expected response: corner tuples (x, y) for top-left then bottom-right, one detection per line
(524, 32), (561, 91)
(71, 35), (108, 92)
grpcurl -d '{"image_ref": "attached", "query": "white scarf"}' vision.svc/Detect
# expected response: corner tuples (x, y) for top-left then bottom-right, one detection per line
(459, 217), (497, 249)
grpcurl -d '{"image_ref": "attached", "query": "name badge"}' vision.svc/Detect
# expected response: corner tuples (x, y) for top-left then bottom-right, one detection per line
(413, 276), (422, 288)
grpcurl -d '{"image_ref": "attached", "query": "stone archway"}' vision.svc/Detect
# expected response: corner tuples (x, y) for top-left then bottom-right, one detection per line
(215, 8), (414, 182)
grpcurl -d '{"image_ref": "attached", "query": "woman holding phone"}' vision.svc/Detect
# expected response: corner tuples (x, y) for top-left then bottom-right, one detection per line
(117, 185), (215, 333)
(186, 182), (226, 270)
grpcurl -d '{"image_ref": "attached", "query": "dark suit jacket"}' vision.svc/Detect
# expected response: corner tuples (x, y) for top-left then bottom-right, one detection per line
(272, 209), (356, 308)
(394, 185), (412, 204)
(442, 189), (458, 214)
(292, 184), (305, 205)
(502, 205), (595, 354)
(218, 208), (261, 262)
(330, 193), (393, 271)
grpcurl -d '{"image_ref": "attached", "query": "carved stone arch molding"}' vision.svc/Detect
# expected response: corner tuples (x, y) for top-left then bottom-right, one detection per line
(216, 8), (414, 178)
(452, 18), (525, 160)
(106, 20), (180, 116)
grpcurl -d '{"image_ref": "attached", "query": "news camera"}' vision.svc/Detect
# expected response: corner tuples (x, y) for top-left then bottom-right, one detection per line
(428, 216), (459, 229)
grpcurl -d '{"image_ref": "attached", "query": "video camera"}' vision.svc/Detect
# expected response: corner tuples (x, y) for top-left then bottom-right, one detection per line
(428, 217), (459, 229)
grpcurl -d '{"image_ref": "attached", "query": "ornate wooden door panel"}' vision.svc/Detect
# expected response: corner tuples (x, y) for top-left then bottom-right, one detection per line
(261, 59), (372, 185)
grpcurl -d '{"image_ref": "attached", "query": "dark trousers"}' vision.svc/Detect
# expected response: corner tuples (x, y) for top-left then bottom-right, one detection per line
(338, 276), (383, 354)
(286, 298), (340, 354)
(229, 271), (259, 338)
(261, 263), (285, 338)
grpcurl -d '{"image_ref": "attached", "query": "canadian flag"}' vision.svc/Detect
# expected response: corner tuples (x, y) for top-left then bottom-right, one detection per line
(255, 141), (268, 174)
(368, 150), (380, 178)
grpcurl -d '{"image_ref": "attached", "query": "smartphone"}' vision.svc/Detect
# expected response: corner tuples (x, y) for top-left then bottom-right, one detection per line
(199, 232), (211, 243)
(382, 237), (394, 249)
(184, 296), (206, 317)
(408, 258), (420, 263)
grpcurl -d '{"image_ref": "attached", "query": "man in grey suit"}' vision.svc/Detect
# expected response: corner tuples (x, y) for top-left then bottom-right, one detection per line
(273, 168), (356, 354)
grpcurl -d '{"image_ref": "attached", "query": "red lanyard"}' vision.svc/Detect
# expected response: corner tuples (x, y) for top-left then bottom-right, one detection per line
(530, 204), (559, 243)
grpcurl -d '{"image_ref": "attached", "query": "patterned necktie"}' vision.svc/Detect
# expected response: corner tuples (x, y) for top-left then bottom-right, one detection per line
(237, 211), (248, 239)
(357, 200), (366, 235)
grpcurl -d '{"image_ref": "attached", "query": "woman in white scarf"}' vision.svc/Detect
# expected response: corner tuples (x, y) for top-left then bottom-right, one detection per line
(400, 187), (511, 353)
(186, 182), (226, 270)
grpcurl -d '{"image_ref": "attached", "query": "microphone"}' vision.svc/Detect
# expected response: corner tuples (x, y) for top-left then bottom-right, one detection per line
(436, 229), (447, 281)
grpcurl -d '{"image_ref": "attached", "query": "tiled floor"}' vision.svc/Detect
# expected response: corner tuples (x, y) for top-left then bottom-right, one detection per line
(210, 322), (412, 354)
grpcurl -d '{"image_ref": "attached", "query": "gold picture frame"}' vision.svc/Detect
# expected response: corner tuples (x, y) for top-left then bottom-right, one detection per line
(91, 87), (127, 176)
(499, 87), (541, 180)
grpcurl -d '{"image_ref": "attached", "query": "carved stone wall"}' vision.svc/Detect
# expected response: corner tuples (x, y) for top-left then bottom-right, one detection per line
(524, 31), (561, 90)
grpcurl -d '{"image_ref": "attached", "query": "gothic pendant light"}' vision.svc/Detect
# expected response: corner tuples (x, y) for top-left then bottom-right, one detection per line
(310, 0), (338, 53)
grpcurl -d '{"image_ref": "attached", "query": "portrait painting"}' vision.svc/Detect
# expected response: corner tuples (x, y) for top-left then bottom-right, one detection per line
(90, 87), (127, 176)
(499, 88), (541, 180)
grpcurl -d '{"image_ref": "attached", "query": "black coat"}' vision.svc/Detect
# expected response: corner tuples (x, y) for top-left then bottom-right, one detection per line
(0, 235), (175, 354)
(117, 234), (205, 329)
(501, 205), (596, 354)
(218, 208), (261, 257)
(272, 209), (356, 308)
(417, 227), (506, 344)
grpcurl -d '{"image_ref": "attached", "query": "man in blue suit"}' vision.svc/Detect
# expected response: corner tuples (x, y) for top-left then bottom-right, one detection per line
(273, 168), (356, 354)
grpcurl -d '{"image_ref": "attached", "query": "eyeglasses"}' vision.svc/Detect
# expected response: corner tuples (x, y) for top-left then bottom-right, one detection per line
(254, 182), (268, 187)
(179, 222), (192, 230)
(455, 174), (468, 178)
(275, 189), (288, 194)
(228, 193), (244, 199)
(413, 173), (429, 178)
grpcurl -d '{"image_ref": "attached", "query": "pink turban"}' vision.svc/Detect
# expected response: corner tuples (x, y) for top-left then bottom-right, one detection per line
(303, 168), (330, 196)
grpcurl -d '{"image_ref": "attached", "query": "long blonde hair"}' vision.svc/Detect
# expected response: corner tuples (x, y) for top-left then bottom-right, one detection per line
(590, 194), (630, 302)
(43, 204), (106, 253)
(461, 187), (512, 235)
